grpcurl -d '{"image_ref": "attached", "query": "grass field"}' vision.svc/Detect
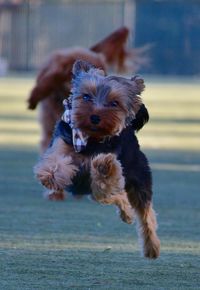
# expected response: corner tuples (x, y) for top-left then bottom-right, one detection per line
(0, 75), (200, 290)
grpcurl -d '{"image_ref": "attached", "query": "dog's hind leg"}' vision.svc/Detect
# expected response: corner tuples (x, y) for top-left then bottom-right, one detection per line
(135, 203), (160, 259)
(34, 138), (78, 192)
(91, 153), (134, 224)
(39, 100), (62, 153)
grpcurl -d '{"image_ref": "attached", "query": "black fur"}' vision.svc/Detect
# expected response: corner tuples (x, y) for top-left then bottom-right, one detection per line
(131, 104), (149, 131)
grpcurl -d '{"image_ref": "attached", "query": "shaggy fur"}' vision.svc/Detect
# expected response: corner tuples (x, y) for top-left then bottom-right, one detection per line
(34, 60), (160, 259)
(27, 27), (147, 152)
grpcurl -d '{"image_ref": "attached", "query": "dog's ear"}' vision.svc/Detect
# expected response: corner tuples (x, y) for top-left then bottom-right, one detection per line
(72, 60), (105, 77)
(131, 75), (145, 95)
(128, 75), (148, 130)
(72, 60), (94, 76)
(131, 104), (149, 131)
(126, 75), (145, 122)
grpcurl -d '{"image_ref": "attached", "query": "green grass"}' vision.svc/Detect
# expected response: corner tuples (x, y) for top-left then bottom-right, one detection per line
(0, 75), (200, 290)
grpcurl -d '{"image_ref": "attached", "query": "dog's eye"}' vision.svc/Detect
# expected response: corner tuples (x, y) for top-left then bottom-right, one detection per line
(109, 101), (119, 107)
(83, 94), (92, 102)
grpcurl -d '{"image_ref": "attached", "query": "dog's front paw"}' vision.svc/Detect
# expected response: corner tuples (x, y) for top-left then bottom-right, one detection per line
(119, 207), (134, 224)
(34, 155), (78, 191)
(35, 164), (61, 190)
(92, 153), (120, 178)
(91, 153), (125, 201)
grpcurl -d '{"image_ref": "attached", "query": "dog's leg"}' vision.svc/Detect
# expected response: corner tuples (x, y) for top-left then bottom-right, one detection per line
(39, 100), (60, 153)
(91, 153), (134, 224)
(135, 203), (160, 259)
(40, 132), (52, 154)
(34, 138), (78, 192)
(100, 192), (135, 224)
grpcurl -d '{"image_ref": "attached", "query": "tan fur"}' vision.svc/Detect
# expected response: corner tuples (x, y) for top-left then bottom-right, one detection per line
(136, 204), (160, 259)
(34, 138), (78, 190)
(91, 154), (134, 224)
(132, 95), (143, 115)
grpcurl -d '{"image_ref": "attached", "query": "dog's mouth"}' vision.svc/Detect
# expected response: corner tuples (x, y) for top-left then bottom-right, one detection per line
(76, 119), (121, 138)
(88, 126), (104, 135)
(80, 125), (108, 137)
(82, 125), (119, 140)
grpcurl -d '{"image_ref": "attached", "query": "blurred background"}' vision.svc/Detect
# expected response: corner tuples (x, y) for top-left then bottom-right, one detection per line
(0, 1), (200, 289)
(0, 0), (200, 75)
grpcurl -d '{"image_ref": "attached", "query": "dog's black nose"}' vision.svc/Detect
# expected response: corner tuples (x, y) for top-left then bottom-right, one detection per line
(90, 114), (101, 125)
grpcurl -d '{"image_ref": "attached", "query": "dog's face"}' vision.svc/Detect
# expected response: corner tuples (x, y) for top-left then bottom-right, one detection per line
(70, 60), (145, 139)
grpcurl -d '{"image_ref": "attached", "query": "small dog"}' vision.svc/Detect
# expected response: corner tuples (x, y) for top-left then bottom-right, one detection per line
(34, 60), (160, 259)
(27, 27), (148, 152)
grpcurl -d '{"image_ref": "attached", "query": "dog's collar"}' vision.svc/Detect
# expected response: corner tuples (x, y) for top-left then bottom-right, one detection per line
(62, 99), (89, 152)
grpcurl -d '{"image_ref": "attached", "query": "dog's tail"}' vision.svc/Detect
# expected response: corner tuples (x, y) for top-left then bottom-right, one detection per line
(90, 26), (150, 73)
